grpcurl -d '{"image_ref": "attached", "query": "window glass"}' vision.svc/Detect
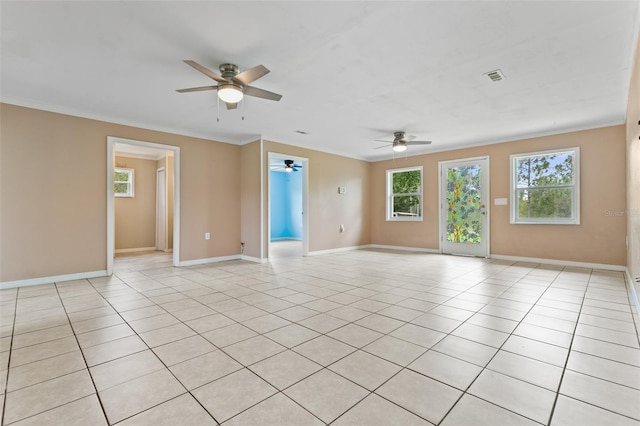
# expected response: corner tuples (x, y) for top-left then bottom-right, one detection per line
(114, 168), (134, 197)
(511, 149), (579, 224)
(387, 167), (423, 220)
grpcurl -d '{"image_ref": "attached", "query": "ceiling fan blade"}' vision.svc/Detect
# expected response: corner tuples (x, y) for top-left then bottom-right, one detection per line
(176, 85), (218, 93)
(244, 85), (282, 101)
(408, 141), (432, 145)
(374, 139), (393, 143)
(374, 144), (392, 150)
(226, 102), (238, 110)
(233, 65), (270, 85)
(183, 60), (227, 83)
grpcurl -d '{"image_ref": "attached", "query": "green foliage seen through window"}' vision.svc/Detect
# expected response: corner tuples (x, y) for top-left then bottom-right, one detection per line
(515, 151), (574, 220)
(391, 170), (421, 217)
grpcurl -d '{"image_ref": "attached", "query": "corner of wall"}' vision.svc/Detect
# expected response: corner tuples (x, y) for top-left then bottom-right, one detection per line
(625, 24), (640, 308)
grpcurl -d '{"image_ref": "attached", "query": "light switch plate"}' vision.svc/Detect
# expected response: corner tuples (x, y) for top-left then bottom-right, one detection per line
(338, 186), (346, 194)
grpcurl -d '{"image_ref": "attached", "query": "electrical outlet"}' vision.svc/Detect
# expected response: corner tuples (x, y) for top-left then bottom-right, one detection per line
(205, 232), (211, 240)
(339, 224), (345, 233)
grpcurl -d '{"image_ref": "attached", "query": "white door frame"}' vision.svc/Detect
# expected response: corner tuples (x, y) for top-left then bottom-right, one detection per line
(438, 156), (490, 257)
(267, 152), (309, 258)
(156, 167), (167, 252)
(107, 137), (180, 275)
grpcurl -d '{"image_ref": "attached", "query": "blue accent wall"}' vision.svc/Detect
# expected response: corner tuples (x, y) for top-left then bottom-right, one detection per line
(270, 170), (302, 240)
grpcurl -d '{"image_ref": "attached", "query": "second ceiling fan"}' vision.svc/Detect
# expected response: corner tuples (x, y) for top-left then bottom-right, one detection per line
(176, 60), (282, 109)
(271, 159), (302, 173)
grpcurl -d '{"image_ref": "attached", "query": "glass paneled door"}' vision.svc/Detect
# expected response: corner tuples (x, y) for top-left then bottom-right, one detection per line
(440, 157), (489, 257)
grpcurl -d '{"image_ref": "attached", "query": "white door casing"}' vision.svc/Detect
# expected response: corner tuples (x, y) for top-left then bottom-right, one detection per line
(156, 168), (166, 251)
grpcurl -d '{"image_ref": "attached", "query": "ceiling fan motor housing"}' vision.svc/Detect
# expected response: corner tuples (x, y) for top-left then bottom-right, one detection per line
(219, 63), (239, 79)
(394, 131), (406, 141)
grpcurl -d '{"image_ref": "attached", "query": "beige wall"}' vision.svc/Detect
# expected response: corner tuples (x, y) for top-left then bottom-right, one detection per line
(114, 155), (157, 250)
(240, 140), (262, 259)
(626, 34), (640, 296)
(173, 134), (240, 262)
(263, 141), (371, 256)
(371, 125), (627, 266)
(0, 101), (631, 283)
(0, 103), (241, 282)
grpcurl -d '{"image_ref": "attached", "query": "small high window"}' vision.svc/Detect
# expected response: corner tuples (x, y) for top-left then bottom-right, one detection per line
(511, 148), (579, 224)
(387, 166), (423, 221)
(114, 168), (134, 198)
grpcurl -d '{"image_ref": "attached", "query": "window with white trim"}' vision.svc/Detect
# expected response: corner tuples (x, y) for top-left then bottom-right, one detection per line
(387, 166), (423, 221)
(511, 148), (579, 224)
(114, 168), (134, 197)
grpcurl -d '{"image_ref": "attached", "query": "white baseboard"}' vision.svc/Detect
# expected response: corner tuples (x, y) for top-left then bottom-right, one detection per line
(241, 255), (267, 263)
(307, 244), (372, 256)
(0, 270), (108, 290)
(489, 254), (626, 271)
(369, 244), (440, 254)
(114, 247), (157, 254)
(625, 268), (640, 315)
(178, 255), (241, 267)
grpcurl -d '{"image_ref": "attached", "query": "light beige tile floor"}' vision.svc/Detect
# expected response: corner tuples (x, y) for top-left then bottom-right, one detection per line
(1, 249), (639, 425)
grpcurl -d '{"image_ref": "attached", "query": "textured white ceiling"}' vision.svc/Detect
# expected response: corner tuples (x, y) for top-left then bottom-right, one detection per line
(1, 1), (638, 161)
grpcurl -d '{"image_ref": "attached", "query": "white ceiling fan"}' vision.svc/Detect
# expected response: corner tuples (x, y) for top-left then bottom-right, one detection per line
(270, 159), (302, 173)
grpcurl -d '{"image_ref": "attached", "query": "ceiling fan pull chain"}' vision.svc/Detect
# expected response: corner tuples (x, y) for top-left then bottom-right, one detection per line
(242, 97), (246, 121)
(216, 96), (220, 122)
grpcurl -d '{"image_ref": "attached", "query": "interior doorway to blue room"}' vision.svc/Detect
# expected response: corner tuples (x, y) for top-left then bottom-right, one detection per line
(268, 153), (308, 259)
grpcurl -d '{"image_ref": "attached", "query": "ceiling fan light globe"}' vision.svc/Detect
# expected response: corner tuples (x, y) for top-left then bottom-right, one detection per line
(393, 143), (407, 153)
(285, 167), (293, 173)
(218, 85), (243, 103)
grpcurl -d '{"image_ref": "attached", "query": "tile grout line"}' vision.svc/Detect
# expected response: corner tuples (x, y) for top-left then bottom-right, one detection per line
(0, 288), (19, 426)
(434, 264), (565, 425)
(54, 279), (111, 426)
(545, 267), (594, 426)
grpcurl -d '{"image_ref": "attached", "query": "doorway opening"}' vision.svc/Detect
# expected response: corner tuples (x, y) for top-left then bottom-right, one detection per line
(107, 137), (180, 274)
(439, 156), (490, 257)
(267, 152), (309, 260)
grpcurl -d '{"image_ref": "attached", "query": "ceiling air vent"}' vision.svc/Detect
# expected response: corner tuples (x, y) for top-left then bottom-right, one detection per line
(485, 69), (506, 82)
